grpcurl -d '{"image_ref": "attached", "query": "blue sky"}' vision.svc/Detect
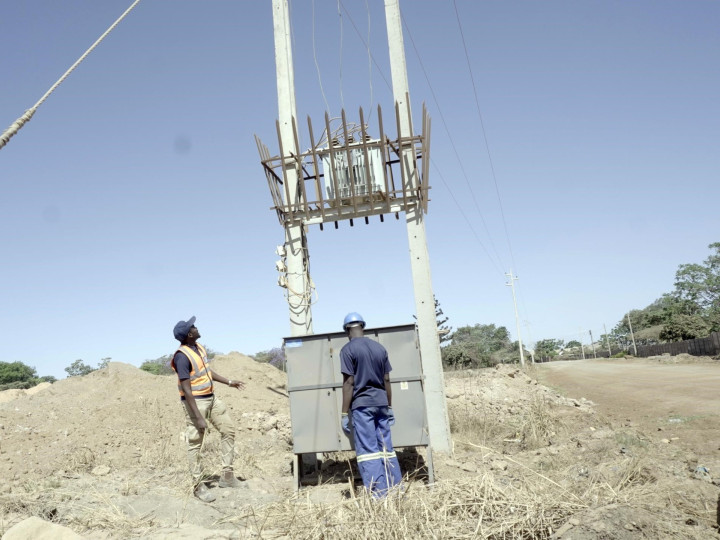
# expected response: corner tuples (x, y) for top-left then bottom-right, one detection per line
(1, 1), (718, 379)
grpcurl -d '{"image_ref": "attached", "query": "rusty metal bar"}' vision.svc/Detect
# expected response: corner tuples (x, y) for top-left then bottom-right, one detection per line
(405, 94), (421, 196)
(422, 106), (431, 213)
(325, 111), (341, 210)
(276, 119), (293, 222)
(340, 109), (359, 215)
(377, 105), (393, 213)
(358, 107), (374, 204)
(394, 101), (409, 211)
(291, 116), (309, 217)
(306, 116), (326, 221)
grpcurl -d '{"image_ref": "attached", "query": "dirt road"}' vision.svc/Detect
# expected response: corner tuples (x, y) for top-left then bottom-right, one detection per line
(535, 357), (720, 458)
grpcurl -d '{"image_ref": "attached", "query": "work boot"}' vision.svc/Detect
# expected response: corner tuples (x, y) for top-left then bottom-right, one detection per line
(218, 471), (243, 488)
(193, 482), (216, 502)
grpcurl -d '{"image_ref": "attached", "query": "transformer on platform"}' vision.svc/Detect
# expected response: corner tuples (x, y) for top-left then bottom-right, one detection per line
(283, 323), (434, 490)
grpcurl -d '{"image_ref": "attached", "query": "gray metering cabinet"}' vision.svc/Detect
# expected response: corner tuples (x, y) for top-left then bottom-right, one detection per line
(283, 323), (433, 489)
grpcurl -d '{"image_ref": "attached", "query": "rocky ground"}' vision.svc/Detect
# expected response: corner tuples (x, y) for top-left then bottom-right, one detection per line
(0, 353), (718, 538)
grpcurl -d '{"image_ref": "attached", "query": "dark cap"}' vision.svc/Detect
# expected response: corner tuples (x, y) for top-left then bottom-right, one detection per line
(173, 316), (196, 342)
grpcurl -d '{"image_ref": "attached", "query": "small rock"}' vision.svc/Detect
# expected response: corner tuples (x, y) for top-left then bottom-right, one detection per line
(693, 466), (712, 483)
(624, 523), (635, 531)
(552, 522), (574, 537)
(569, 518), (580, 526)
(91, 465), (111, 476)
(2, 517), (82, 540)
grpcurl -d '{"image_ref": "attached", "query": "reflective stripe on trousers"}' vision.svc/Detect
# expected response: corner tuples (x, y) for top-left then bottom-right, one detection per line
(351, 406), (402, 497)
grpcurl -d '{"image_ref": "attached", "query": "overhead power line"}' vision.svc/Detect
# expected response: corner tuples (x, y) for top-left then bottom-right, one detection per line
(451, 0), (518, 274)
(0, 0), (143, 151)
(401, 14), (507, 273)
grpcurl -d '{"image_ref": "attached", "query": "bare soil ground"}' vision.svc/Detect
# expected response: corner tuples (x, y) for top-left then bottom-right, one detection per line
(0, 353), (718, 539)
(534, 355), (720, 459)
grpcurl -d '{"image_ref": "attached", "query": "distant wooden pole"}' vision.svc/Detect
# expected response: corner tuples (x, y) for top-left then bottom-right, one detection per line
(589, 330), (597, 358)
(505, 270), (525, 366)
(627, 313), (638, 356)
(603, 324), (612, 357)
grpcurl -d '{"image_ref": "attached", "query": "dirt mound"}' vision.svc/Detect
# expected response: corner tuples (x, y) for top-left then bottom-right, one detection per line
(0, 356), (717, 538)
(0, 355), (292, 482)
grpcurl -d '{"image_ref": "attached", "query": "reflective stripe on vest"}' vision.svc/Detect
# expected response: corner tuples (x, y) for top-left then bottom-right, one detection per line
(173, 343), (213, 398)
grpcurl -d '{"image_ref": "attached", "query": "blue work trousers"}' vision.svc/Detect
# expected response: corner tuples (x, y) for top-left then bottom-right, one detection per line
(351, 406), (402, 497)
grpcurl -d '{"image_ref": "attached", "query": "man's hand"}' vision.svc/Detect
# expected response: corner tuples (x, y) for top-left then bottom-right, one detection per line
(193, 416), (208, 431)
(341, 413), (351, 434)
(387, 407), (395, 426)
(228, 379), (246, 390)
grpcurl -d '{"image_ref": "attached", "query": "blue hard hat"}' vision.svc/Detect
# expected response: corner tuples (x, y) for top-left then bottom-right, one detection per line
(343, 312), (366, 330)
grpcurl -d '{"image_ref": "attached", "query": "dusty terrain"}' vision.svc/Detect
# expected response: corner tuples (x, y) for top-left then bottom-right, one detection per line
(535, 355), (720, 459)
(0, 353), (718, 538)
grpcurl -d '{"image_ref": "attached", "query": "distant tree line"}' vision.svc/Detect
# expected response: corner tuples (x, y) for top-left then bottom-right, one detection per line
(529, 242), (720, 361)
(0, 362), (56, 391)
(602, 242), (719, 348)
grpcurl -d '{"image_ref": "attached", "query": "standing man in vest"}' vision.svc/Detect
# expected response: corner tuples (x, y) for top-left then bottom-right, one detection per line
(172, 316), (245, 503)
(340, 312), (402, 497)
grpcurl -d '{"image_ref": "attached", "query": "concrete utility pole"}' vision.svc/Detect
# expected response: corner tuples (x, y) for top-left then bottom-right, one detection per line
(603, 324), (612, 357)
(589, 330), (597, 358)
(626, 312), (638, 356)
(505, 270), (525, 366)
(272, 0), (313, 337)
(385, 0), (451, 453)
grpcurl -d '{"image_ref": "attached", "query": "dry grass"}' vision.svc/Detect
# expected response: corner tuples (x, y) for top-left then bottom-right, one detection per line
(518, 394), (565, 450)
(213, 444), (716, 540)
(220, 473), (584, 539)
(63, 446), (97, 473)
(61, 488), (157, 536)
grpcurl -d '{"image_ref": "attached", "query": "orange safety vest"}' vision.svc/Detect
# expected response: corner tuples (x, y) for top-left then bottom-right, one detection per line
(171, 343), (213, 398)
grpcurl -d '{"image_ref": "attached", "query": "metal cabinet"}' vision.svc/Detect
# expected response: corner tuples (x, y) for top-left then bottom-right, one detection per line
(283, 324), (433, 488)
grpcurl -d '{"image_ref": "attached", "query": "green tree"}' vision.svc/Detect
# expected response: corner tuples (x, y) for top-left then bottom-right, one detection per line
(414, 296), (452, 344)
(254, 348), (286, 370)
(659, 314), (711, 342)
(433, 297), (452, 344)
(670, 242), (720, 333)
(97, 357), (111, 370)
(0, 361), (37, 385)
(64, 359), (96, 378)
(534, 339), (564, 362)
(140, 354), (174, 375)
(441, 323), (514, 369)
(566, 340), (581, 349)
(0, 362), (55, 391)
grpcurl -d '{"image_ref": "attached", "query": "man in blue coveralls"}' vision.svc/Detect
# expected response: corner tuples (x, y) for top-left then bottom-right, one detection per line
(340, 312), (402, 497)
